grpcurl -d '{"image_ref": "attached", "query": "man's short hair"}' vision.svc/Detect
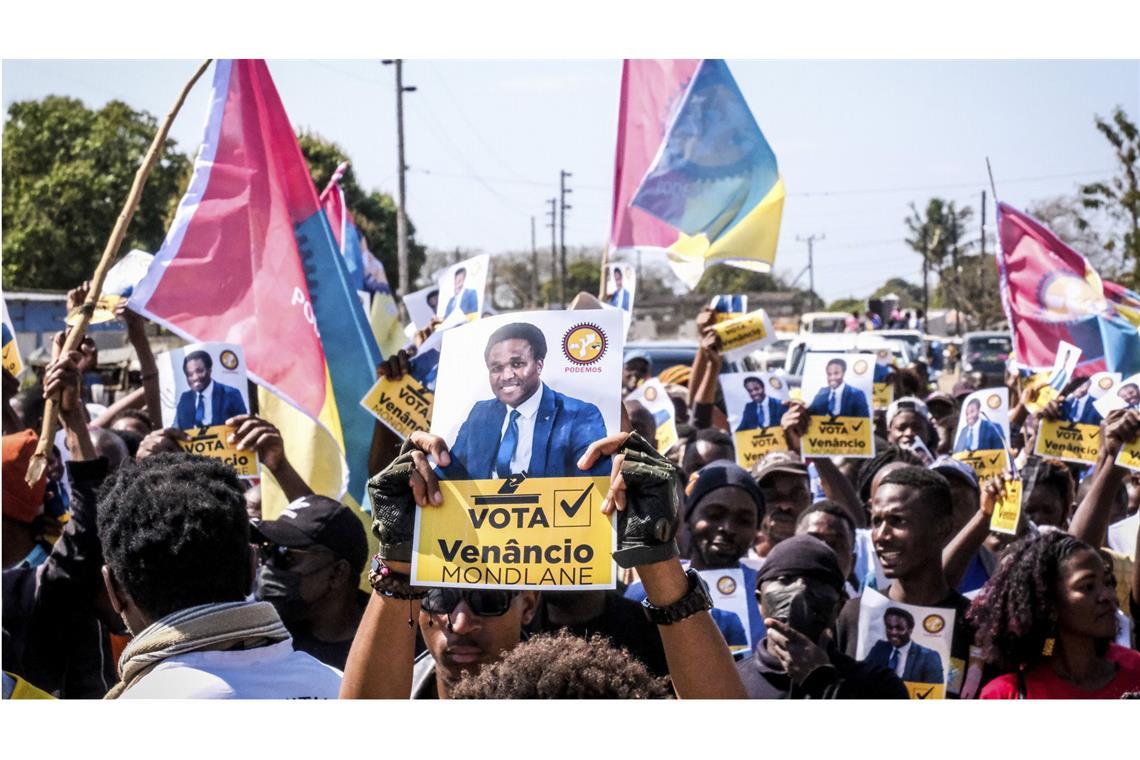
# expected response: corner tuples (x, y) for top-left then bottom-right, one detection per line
(110, 408), (154, 433)
(884, 607), (915, 628)
(182, 350), (213, 373)
(796, 499), (856, 541)
(878, 465), (953, 518)
(966, 398), (981, 410)
(743, 376), (763, 387)
(827, 358), (847, 372)
(484, 322), (547, 363)
(97, 453), (251, 620)
(455, 267), (467, 278)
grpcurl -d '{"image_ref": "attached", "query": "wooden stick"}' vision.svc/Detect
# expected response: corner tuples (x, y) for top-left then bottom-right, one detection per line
(26, 58), (213, 485)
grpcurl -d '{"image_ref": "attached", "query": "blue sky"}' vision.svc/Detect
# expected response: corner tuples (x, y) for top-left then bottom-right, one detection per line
(4, 59), (1137, 302)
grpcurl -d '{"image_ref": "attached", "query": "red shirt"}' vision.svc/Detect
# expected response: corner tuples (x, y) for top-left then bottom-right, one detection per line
(980, 645), (1140, 699)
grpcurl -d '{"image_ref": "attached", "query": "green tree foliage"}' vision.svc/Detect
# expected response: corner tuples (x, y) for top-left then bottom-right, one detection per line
(2, 96), (192, 289)
(1078, 107), (1140, 286)
(298, 131), (425, 288)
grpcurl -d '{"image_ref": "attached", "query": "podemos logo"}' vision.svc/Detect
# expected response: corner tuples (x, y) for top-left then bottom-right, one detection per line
(853, 359), (869, 375)
(986, 393), (1002, 410)
(922, 614), (946, 634)
(219, 350), (239, 371)
(562, 323), (607, 366)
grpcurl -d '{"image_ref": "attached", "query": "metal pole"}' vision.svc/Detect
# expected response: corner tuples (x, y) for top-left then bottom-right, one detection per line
(796, 234), (824, 310)
(547, 197), (557, 307)
(559, 170), (572, 307)
(384, 59), (416, 296)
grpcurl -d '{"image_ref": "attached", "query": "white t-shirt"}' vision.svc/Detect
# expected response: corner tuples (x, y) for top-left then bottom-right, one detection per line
(120, 640), (342, 699)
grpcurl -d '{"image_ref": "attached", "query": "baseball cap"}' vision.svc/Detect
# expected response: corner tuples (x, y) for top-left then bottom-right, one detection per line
(924, 391), (957, 419)
(255, 495), (369, 574)
(886, 397), (931, 428)
(930, 455), (979, 492)
(751, 450), (809, 485)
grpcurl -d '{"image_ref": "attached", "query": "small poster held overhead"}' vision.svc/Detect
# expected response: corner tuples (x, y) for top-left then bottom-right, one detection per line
(800, 353), (875, 459)
(435, 254), (490, 328)
(722, 371), (789, 467)
(602, 263), (636, 336)
(626, 377), (677, 454)
(404, 284), (441, 332)
(951, 388), (1010, 480)
(710, 308), (776, 362)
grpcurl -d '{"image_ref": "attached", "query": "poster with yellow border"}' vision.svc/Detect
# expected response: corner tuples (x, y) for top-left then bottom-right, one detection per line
(855, 587), (957, 699)
(800, 353), (876, 459)
(951, 388), (1010, 481)
(722, 371), (790, 467)
(626, 378), (677, 454)
(711, 308), (775, 361)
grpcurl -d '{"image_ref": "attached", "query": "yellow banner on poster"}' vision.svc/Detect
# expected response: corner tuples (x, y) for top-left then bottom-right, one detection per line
(905, 682), (947, 700)
(953, 449), (1009, 480)
(802, 416), (874, 458)
(713, 311), (744, 324)
(873, 382), (893, 410)
(1034, 419), (1100, 465)
(2, 339), (22, 377)
(734, 428), (788, 467)
(1116, 441), (1140, 473)
(65, 294), (124, 326)
(178, 425), (259, 478)
(989, 479), (1023, 535)
(412, 475), (615, 589)
(655, 418), (678, 454)
(711, 309), (770, 355)
(360, 374), (434, 439)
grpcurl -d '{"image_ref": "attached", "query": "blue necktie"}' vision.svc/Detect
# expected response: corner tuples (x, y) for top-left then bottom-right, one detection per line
(495, 410), (521, 477)
(887, 647), (900, 672)
(968, 427), (975, 450)
(195, 393), (206, 426)
(829, 390), (837, 416)
(758, 401), (767, 428)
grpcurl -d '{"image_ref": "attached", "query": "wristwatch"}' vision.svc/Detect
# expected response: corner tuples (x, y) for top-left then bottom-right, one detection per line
(640, 568), (713, 625)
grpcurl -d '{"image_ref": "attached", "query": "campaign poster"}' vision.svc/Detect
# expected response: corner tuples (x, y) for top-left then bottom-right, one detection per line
(157, 342), (258, 478)
(709, 294), (747, 323)
(625, 377), (677, 454)
(988, 478), (1023, 535)
(404, 284), (440, 332)
(722, 371), (790, 467)
(711, 308), (776, 361)
(434, 253), (490, 329)
(1023, 341), (1080, 415)
(65, 249), (154, 326)
(855, 587), (957, 700)
(800, 353), (875, 459)
(873, 347), (894, 410)
(695, 565), (752, 653)
(412, 310), (623, 590)
(1091, 371), (1140, 472)
(359, 333), (437, 442)
(951, 388), (1011, 480)
(2, 298), (23, 377)
(1033, 371), (1113, 465)
(602, 262), (636, 337)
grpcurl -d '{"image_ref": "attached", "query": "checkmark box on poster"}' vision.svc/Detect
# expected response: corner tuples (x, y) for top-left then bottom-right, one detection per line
(555, 484), (593, 528)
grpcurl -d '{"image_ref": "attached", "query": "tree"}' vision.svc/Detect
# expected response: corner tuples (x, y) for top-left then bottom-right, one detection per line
(298, 131), (426, 289)
(905, 197), (974, 312)
(1078, 107), (1140, 287)
(1028, 195), (1114, 275)
(3, 96), (192, 289)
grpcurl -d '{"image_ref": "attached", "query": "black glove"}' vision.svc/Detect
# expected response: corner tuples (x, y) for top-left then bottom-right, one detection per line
(366, 443), (418, 563)
(613, 432), (682, 569)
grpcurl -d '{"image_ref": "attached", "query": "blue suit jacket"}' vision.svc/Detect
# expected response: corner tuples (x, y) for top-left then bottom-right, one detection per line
(608, 288), (631, 311)
(444, 384), (610, 479)
(864, 639), (944, 685)
(736, 397), (787, 432)
(954, 418), (1005, 452)
(443, 288), (479, 319)
(175, 381), (247, 429)
(873, 364), (892, 383)
(1062, 396), (1102, 426)
(807, 385), (870, 419)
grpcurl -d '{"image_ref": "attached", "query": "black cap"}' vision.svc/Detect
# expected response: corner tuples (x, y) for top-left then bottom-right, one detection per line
(754, 534), (845, 592)
(255, 495), (369, 574)
(684, 460), (765, 523)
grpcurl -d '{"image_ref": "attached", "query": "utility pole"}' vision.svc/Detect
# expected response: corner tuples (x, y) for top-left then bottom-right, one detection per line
(949, 207), (960, 336)
(530, 216), (538, 308)
(546, 198), (557, 308)
(796, 234), (825, 310)
(921, 226), (930, 321)
(382, 59), (417, 297)
(559, 170), (572, 308)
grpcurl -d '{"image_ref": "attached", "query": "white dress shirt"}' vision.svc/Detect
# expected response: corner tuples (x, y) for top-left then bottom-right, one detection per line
(494, 382), (544, 477)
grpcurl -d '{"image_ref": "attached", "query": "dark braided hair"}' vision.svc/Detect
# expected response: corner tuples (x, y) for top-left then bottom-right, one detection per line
(97, 453), (251, 620)
(967, 531), (1100, 672)
(854, 444), (923, 503)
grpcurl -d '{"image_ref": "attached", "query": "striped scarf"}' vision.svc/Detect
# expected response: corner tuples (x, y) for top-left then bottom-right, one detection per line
(104, 601), (290, 699)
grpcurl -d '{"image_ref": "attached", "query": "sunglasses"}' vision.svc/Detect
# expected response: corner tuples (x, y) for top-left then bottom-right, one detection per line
(421, 589), (519, 618)
(258, 543), (333, 571)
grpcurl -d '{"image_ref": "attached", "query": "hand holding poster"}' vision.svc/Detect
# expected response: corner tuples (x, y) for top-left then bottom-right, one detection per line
(65, 249), (154, 327)
(711, 308), (776, 361)
(709, 294), (747, 323)
(1023, 341), (1080, 415)
(855, 587), (956, 699)
(872, 347), (895, 410)
(988, 478), (1023, 535)
(157, 342), (258, 478)
(1034, 371), (1116, 465)
(411, 310), (623, 589)
(800, 353), (875, 459)
(722, 371), (790, 466)
(625, 377), (677, 454)
(951, 388), (1011, 479)
(435, 254), (490, 329)
(1089, 371), (1140, 471)
(360, 329), (442, 440)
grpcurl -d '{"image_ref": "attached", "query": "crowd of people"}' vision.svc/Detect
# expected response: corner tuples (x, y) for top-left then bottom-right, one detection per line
(3, 288), (1139, 700)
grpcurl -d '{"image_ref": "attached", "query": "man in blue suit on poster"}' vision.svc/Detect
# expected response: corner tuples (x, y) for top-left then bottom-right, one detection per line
(953, 398), (1005, 452)
(807, 358), (870, 419)
(442, 266), (479, 320)
(174, 350), (247, 429)
(1061, 379), (1102, 426)
(735, 376), (786, 431)
(607, 266), (631, 311)
(863, 608), (944, 685)
(445, 322), (610, 480)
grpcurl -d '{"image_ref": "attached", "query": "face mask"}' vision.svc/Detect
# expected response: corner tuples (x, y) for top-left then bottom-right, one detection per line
(760, 576), (840, 643)
(256, 564), (310, 624)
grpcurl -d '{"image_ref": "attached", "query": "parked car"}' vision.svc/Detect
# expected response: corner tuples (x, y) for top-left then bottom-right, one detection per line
(625, 340), (754, 377)
(960, 331), (1012, 388)
(799, 311), (850, 334)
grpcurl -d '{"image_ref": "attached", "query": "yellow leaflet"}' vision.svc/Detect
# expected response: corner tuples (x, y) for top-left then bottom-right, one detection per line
(989, 479), (1023, 535)
(655, 418), (678, 455)
(712, 311), (744, 324)
(360, 374), (433, 440)
(178, 424), (259, 479)
(412, 475), (615, 590)
(734, 427), (788, 467)
(1034, 419), (1100, 465)
(873, 382), (893, 410)
(802, 416), (874, 458)
(1024, 381), (1060, 416)
(2, 341), (23, 377)
(1117, 441), (1140, 472)
(952, 449), (1009, 480)
(905, 682), (946, 700)
(711, 310), (769, 353)
(65, 294), (123, 326)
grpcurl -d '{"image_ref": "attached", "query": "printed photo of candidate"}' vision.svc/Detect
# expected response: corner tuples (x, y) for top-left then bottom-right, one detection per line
(806, 356), (870, 419)
(160, 343), (250, 430)
(605, 264), (635, 312)
(863, 607), (945, 685)
(735, 375), (787, 432)
(435, 254), (489, 325)
(1062, 379), (1103, 426)
(1119, 382), (1140, 411)
(444, 322), (611, 480)
(443, 266), (478, 319)
(953, 395), (1007, 453)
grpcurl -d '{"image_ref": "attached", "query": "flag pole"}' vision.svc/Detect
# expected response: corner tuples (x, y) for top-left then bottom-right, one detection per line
(985, 157), (998, 200)
(26, 58), (213, 485)
(598, 244), (611, 299)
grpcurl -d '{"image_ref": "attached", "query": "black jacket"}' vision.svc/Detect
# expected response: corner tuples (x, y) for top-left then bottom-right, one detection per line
(736, 637), (909, 699)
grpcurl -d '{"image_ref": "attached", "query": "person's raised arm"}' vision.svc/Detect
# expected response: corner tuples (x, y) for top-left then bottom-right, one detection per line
(691, 330), (723, 431)
(225, 414), (313, 503)
(780, 402), (866, 528)
(89, 387), (146, 430)
(46, 333), (95, 461)
(1069, 410), (1140, 546)
(943, 475), (1000, 589)
(368, 348), (415, 476)
(579, 431), (746, 699)
(117, 302), (162, 427)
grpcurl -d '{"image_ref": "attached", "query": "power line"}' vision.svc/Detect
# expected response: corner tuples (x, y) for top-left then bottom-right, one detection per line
(787, 169), (1112, 199)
